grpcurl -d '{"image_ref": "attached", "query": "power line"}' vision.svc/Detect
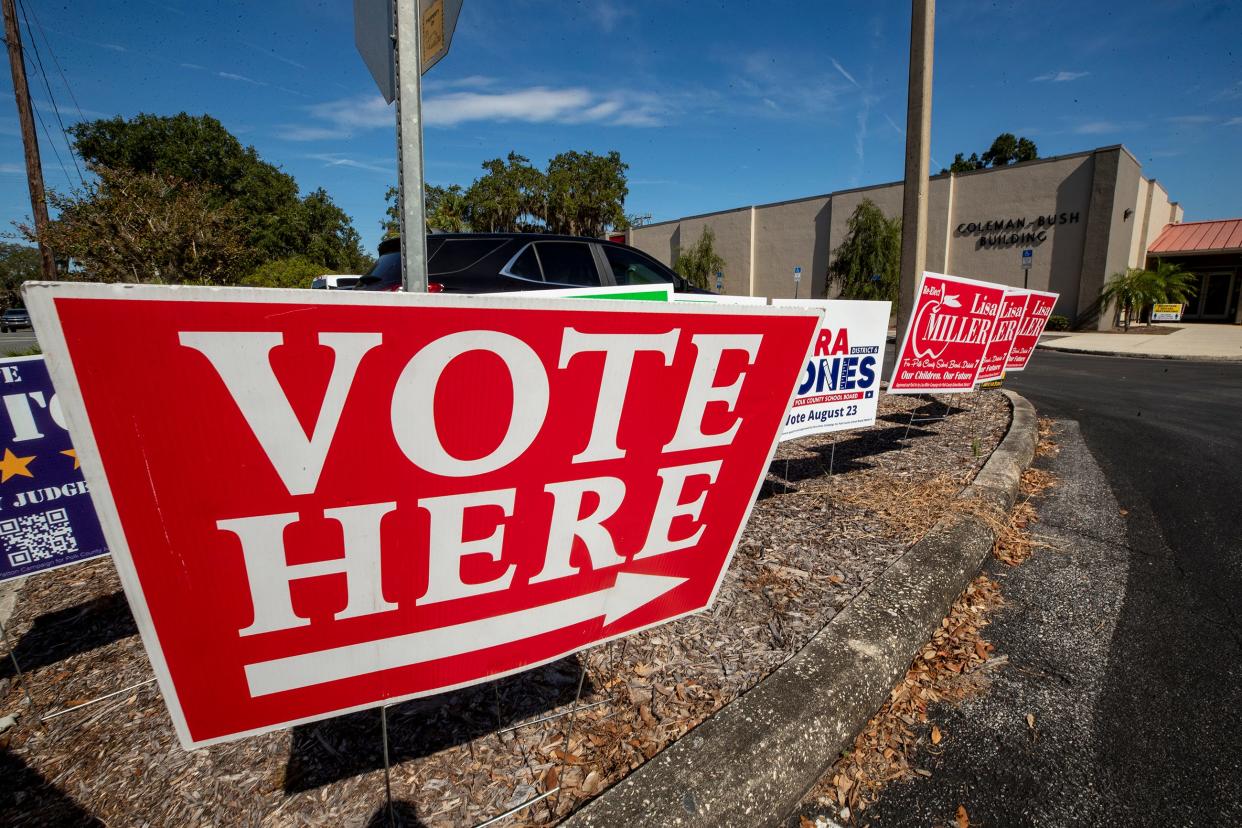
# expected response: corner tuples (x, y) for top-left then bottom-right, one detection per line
(21, 0), (87, 124)
(16, 0), (83, 185)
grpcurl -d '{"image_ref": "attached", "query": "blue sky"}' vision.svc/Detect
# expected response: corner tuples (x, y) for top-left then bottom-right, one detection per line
(3, 0), (1241, 256)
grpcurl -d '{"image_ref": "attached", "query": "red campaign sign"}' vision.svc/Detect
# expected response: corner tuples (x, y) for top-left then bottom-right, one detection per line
(975, 290), (1030, 383)
(1005, 289), (1059, 371)
(27, 284), (820, 749)
(889, 272), (1007, 394)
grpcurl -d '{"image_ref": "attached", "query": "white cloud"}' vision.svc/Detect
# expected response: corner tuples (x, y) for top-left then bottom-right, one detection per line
(180, 62), (206, 70)
(0, 162), (24, 175)
(218, 72), (266, 86)
(1074, 120), (1129, 134)
(280, 86), (665, 140)
(1223, 116), (1242, 126)
(1032, 70), (1089, 82)
(589, 1), (633, 32)
(1167, 115), (1215, 125)
(305, 153), (394, 175)
(830, 57), (860, 89)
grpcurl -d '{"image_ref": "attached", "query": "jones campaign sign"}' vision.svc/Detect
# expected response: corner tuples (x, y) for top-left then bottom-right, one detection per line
(26, 283), (821, 748)
(771, 299), (890, 440)
(0, 355), (108, 582)
(975, 290), (1029, 384)
(889, 272), (1007, 394)
(1005, 289), (1059, 371)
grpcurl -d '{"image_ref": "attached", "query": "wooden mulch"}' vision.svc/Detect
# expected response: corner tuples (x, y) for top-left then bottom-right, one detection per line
(0, 391), (1010, 827)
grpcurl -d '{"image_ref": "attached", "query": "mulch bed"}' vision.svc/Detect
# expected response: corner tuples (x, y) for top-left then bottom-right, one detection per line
(0, 391), (1009, 827)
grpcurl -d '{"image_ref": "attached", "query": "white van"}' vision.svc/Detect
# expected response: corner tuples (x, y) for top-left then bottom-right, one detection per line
(311, 275), (361, 290)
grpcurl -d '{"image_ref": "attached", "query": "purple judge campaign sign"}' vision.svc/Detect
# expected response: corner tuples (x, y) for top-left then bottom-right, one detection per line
(0, 355), (108, 582)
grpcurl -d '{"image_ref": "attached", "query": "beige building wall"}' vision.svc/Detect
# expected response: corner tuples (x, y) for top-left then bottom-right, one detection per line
(629, 144), (1181, 329)
(751, 195), (831, 299)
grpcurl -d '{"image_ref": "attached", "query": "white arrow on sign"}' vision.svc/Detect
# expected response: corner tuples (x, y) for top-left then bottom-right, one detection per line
(244, 571), (687, 697)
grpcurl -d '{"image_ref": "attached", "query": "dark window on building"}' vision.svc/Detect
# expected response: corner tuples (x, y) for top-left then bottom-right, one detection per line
(603, 246), (674, 286)
(534, 242), (599, 286)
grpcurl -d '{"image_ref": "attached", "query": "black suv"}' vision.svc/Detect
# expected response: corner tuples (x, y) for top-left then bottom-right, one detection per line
(352, 233), (710, 294)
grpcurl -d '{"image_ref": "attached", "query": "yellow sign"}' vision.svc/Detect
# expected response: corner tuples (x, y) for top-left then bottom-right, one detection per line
(1151, 303), (1183, 322)
(421, 0), (446, 72)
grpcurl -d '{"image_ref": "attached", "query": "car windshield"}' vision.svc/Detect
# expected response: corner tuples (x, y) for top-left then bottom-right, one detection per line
(355, 251), (402, 287)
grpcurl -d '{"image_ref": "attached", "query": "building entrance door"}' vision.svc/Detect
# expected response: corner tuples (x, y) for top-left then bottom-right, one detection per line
(1185, 271), (1237, 320)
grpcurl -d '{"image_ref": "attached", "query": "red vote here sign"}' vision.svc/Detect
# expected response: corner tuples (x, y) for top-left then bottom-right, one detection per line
(1005, 289), (1059, 371)
(27, 284), (820, 749)
(889, 272), (1007, 394)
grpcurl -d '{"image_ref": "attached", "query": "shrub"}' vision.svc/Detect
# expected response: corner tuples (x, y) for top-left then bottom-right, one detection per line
(1046, 315), (1070, 331)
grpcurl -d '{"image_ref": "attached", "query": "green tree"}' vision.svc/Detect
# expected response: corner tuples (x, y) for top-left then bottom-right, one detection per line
(946, 152), (984, 173)
(941, 133), (1039, 173)
(69, 113), (367, 270)
(545, 150), (628, 237)
(464, 153), (547, 232)
(240, 256), (333, 289)
(827, 198), (901, 301)
(0, 243), (42, 307)
(26, 165), (249, 285)
(382, 183), (472, 237)
(673, 227), (726, 290)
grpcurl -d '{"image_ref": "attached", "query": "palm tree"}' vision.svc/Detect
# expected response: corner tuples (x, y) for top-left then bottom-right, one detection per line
(1100, 262), (1196, 330)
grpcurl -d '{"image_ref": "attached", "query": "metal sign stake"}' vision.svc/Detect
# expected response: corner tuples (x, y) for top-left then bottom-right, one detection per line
(381, 704), (395, 827)
(0, 615), (39, 721)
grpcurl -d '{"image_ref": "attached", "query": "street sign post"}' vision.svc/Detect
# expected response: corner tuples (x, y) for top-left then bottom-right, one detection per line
(27, 282), (822, 749)
(793, 266), (802, 300)
(1021, 248), (1033, 289)
(715, 271), (723, 292)
(356, 0), (464, 295)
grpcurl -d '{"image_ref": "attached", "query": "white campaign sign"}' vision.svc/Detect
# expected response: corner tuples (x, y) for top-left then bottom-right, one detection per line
(771, 299), (891, 441)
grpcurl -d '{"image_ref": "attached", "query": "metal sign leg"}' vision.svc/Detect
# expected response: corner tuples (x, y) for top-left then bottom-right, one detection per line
(381, 704), (395, 827)
(0, 615), (39, 721)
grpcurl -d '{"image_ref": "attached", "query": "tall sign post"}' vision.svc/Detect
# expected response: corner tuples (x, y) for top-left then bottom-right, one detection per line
(895, 0), (935, 342)
(356, 1), (463, 293)
(793, 266), (802, 300)
(394, 1), (428, 292)
(1021, 248), (1033, 289)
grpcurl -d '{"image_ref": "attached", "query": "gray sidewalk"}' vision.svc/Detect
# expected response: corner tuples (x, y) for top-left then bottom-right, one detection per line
(1038, 323), (1242, 361)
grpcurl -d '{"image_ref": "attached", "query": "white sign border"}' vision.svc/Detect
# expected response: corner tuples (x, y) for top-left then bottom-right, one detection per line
(1004, 287), (1060, 372)
(24, 281), (822, 749)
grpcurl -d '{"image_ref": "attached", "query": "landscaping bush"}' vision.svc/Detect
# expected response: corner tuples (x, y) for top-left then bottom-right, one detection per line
(1046, 315), (1070, 331)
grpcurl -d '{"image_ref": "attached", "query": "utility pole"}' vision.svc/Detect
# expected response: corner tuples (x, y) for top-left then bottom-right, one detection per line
(896, 0), (934, 339)
(394, 0), (427, 293)
(2, 0), (56, 280)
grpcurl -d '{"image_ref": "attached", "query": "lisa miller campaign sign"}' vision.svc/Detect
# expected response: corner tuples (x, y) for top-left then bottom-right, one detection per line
(26, 283), (821, 748)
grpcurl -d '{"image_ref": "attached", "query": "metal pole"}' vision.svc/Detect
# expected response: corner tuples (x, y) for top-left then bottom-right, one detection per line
(381, 704), (395, 827)
(2, 0), (56, 279)
(0, 615), (39, 720)
(394, 0), (428, 292)
(895, 0), (935, 340)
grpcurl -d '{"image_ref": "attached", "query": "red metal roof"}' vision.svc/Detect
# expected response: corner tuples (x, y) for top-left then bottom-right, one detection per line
(1148, 219), (1242, 255)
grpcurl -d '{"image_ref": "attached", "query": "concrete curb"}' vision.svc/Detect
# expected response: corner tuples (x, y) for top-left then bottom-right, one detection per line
(564, 391), (1038, 828)
(1036, 342), (1242, 363)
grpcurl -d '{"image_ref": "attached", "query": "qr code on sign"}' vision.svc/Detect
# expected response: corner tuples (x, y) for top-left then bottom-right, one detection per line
(2, 508), (77, 568)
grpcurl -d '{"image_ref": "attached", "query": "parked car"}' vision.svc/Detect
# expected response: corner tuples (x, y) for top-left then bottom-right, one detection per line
(310, 275), (361, 290)
(1, 306), (30, 333)
(351, 233), (712, 294)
